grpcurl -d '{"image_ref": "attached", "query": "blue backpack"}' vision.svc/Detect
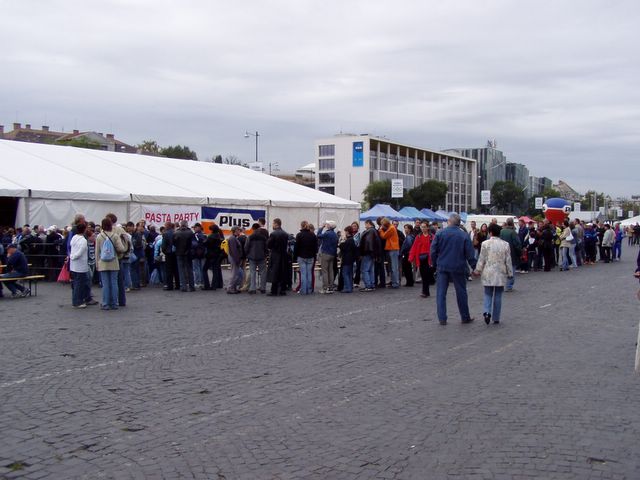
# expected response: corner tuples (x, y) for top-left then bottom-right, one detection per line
(100, 234), (116, 261)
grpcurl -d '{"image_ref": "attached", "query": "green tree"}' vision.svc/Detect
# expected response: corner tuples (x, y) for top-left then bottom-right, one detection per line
(579, 190), (606, 211)
(213, 154), (223, 164)
(136, 139), (162, 155)
(403, 180), (448, 210)
(491, 181), (526, 214)
(161, 145), (198, 161)
(55, 138), (103, 150)
(362, 180), (393, 208)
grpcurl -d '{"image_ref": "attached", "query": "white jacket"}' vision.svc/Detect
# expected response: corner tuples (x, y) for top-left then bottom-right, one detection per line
(70, 234), (89, 273)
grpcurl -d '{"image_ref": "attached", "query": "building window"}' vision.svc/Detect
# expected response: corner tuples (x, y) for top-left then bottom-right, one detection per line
(319, 172), (335, 184)
(319, 186), (335, 195)
(318, 144), (335, 157)
(318, 158), (335, 170)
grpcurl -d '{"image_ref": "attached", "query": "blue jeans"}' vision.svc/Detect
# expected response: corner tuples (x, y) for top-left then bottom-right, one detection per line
(100, 270), (118, 308)
(388, 250), (400, 288)
(561, 247), (575, 270)
(506, 263), (516, 290)
(192, 258), (204, 285)
(341, 263), (354, 292)
(483, 286), (504, 322)
(129, 259), (140, 288)
(436, 270), (471, 323)
(229, 262), (243, 291)
(121, 259), (132, 289)
(613, 243), (622, 260)
(117, 260), (127, 306)
(361, 255), (375, 289)
(297, 257), (314, 294)
(71, 270), (90, 306)
(0, 271), (26, 295)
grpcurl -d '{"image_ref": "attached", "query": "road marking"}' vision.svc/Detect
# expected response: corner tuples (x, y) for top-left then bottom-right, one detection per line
(539, 304), (552, 309)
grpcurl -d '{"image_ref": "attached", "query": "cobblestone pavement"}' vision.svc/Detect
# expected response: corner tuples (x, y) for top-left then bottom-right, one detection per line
(1, 246), (639, 480)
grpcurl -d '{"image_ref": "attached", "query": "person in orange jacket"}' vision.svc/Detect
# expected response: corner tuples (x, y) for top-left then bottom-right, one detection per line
(379, 218), (400, 288)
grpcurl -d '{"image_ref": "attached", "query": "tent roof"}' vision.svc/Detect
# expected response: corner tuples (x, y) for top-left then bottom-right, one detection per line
(0, 140), (359, 209)
(398, 206), (428, 220)
(420, 208), (442, 221)
(620, 214), (640, 226)
(360, 204), (411, 221)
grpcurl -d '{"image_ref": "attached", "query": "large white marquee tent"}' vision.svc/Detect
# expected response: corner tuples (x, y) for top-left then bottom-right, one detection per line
(0, 139), (360, 229)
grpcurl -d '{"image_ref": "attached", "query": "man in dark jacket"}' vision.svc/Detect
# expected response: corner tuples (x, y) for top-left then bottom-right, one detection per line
(293, 221), (318, 295)
(0, 244), (29, 298)
(499, 218), (522, 291)
(191, 223), (207, 288)
(266, 218), (289, 296)
(245, 223), (268, 294)
(430, 214), (476, 325)
(161, 222), (180, 291)
(173, 220), (195, 292)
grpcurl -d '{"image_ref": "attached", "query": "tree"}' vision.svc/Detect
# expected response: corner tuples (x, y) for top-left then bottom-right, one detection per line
(213, 154), (223, 164)
(491, 181), (526, 214)
(136, 139), (161, 155)
(161, 145), (198, 161)
(223, 155), (247, 167)
(55, 138), (103, 150)
(403, 180), (448, 210)
(362, 180), (393, 208)
(580, 190), (607, 211)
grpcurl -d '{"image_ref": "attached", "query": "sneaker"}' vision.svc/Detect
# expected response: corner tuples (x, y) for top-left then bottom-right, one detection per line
(74, 304), (87, 309)
(20, 289), (31, 298)
(86, 299), (99, 306)
(11, 293), (21, 299)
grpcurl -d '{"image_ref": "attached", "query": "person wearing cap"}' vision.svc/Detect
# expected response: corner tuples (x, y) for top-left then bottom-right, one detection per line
(0, 244), (30, 298)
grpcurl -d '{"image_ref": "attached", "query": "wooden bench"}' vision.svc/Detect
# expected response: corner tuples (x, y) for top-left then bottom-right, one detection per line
(0, 275), (45, 297)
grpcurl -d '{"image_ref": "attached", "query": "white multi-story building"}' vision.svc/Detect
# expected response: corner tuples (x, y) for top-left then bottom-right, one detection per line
(314, 134), (477, 212)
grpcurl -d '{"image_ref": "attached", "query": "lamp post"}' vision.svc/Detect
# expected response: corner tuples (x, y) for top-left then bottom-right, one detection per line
(244, 130), (259, 164)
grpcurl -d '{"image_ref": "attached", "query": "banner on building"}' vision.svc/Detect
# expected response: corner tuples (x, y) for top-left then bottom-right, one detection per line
(391, 179), (404, 198)
(201, 207), (266, 235)
(481, 190), (491, 205)
(534, 197), (543, 209)
(352, 142), (364, 167)
(629, 210), (635, 218)
(574, 202), (581, 212)
(617, 208), (623, 218)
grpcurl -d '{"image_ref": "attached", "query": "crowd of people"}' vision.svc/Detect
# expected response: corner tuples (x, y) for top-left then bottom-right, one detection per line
(1, 213), (637, 323)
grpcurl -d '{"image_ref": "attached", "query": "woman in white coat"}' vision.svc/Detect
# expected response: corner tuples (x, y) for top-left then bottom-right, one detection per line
(473, 223), (514, 324)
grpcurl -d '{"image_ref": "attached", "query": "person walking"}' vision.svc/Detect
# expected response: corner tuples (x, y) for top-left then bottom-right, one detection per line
(473, 223), (513, 325)
(430, 214), (476, 325)
(409, 222), (434, 298)
(293, 221), (318, 295)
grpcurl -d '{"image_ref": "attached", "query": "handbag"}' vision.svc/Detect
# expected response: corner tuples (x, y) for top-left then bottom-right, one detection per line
(57, 260), (71, 283)
(566, 231), (574, 242)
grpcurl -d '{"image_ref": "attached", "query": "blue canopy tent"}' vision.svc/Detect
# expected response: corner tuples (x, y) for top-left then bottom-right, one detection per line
(398, 206), (429, 220)
(420, 208), (441, 222)
(459, 212), (468, 223)
(360, 204), (411, 221)
(434, 210), (451, 221)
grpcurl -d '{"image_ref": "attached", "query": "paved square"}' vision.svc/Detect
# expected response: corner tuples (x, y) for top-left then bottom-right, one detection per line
(1, 247), (640, 479)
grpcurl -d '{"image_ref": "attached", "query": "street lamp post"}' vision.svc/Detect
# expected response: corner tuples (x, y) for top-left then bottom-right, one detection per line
(244, 130), (259, 164)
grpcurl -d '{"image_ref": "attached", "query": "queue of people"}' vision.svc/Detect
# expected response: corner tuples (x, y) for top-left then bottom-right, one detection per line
(1, 213), (634, 324)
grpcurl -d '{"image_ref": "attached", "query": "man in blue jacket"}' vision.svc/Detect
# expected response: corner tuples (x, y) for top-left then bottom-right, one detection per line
(317, 221), (338, 294)
(0, 244), (30, 298)
(430, 214), (476, 325)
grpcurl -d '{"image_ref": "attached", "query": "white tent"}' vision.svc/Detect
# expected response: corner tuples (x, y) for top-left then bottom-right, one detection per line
(0, 140), (360, 230)
(620, 214), (640, 227)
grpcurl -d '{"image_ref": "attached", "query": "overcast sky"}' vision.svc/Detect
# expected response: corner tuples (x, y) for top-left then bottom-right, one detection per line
(1, 0), (638, 196)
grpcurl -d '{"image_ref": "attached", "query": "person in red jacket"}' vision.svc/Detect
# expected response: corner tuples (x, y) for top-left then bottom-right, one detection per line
(409, 222), (434, 297)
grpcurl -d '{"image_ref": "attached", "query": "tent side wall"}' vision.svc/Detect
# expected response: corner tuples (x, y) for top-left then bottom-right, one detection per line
(16, 198), (129, 228)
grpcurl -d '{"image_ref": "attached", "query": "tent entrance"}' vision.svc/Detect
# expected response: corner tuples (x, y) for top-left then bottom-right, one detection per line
(0, 197), (18, 228)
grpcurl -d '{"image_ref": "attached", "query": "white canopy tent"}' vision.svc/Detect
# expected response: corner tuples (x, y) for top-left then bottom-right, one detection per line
(0, 139), (360, 230)
(620, 214), (640, 227)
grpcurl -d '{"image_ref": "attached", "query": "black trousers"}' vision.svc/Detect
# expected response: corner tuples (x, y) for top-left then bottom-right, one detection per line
(419, 261), (433, 296)
(543, 247), (555, 271)
(402, 255), (414, 286)
(165, 253), (180, 289)
(375, 258), (386, 287)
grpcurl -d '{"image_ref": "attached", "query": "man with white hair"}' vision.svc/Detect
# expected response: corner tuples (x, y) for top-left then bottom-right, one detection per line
(317, 220), (338, 294)
(430, 214), (477, 325)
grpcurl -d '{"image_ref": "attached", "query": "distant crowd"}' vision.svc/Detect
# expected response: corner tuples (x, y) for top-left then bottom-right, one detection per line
(1, 214), (638, 324)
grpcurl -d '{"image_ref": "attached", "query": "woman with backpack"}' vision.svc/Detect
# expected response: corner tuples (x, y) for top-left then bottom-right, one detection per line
(95, 217), (126, 310)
